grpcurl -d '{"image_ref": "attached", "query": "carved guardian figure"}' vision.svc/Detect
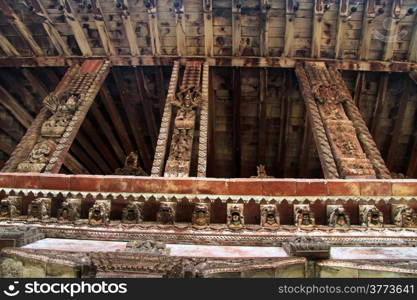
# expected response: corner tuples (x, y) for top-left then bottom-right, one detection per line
(122, 201), (144, 224)
(192, 203), (210, 228)
(28, 198), (51, 221)
(360, 205), (384, 227)
(114, 152), (147, 176)
(227, 203), (245, 230)
(16, 140), (56, 173)
(57, 198), (81, 222)
(88, 200), (111, 226)
(157, 202), (176, 225)
(392, 205), (417, 228)
(260, 204), (280, 228)
(0, 196), (22, 220)
(328, 207), (351, 228)
(294, 205), (315, 227)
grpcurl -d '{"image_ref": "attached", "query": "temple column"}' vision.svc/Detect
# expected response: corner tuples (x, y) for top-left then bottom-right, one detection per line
(1, 60), (110, 173)
(295, 61), (388, 179)
(152, 60), (209, 177)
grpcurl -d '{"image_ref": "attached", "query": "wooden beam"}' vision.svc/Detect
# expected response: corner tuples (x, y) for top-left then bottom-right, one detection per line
(283, 0), (295, 57)
(134, 67), (157, 148)
(232, 0), (242, 56)
(21, 68), (49, 99)
(119, 0), (140, 56)
(0, 33), (20, 57)
(383, 0), (402, 61)
(27, 0), (72, 56)
(408, 14), (417, 62)
(0, 85), (87, 174)
(197, 62), (210, 177)
(311, 0), (324, 58)
(1, 56), (417, 72)
(353, 72), (365, 107)
(359, 0), (376, 60)
(99, 86), (133, 155)
(145, 0), (161, 56)
(155, 67), (166, 117)
(91, 0), (117, 56)
(260, 0), (271, 57)
(410, 69), (417, 84)
(299, 114), (313, 178)
(258, 68), (267, 164)
(59, 0), (93, 56)
(89, 102), (125, 165)
(275, 71), (288, 177)
(69, 142), (101, 174)
(335, 0), (349, 59)
(203, 0), (214, 56)
(0, 0), (43, 56)
(112, 68), (151, 170)
(371, 73), (389, 141)
(207, 64), (215, 176)
(174, 0), (186, 56)
(232, 68), (241, 177)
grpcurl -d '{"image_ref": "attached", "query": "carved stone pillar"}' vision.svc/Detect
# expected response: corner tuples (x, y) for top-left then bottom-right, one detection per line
(1, 60), (110, 174)
(295, 61), (381, 178)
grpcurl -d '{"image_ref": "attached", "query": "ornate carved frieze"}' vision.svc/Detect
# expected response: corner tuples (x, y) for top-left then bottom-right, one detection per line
(57, 198), (81, 223)
(122, 201), (143, 224)
(295, 62), (377, 179)
(0, 196), (22, 220)
(283, 236), (330, 259)
(192, 203), (210, 229)
(114, 152), (147, 176)
(260, 204), (280, 228)
(227, 203), (245, 230)
(28, 198), (51, 221)
(2, 60), (110, 174)
(359, 205), (384, 227)
(294, 205), (315, 228)
(392, 205), (417, 228)
(88, 200), (110, 226)
(125, 240), (170, 255)
(327, 205), (350, 228)
(157, 202), (176, 225)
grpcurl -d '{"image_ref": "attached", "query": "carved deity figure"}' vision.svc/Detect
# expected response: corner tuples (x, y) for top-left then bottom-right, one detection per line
(122, 201), (144, 224)
(328, 207), (350, 228)
(251, 165), (274, 178)
(294, 206), (315, 227)
(359, 205), (384, 227)
(88, 200), (110, 226)
(17, 140), (56, 173)
(191, 203), (210, 228)
(260, 204), (280, 228)
(227, 204), (245, 230)
(114, 152), (147, 176)
(57, 198), (81, 222)
(41, 92), (80, 137)
(157, 202), (176, 225)
(0, 196), (22, 220)
(125, 240), (170, 255)
(393, 205), (417, 228)
(28, 198), (51, 221)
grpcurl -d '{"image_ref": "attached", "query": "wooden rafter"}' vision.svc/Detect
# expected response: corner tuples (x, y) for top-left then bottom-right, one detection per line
(408, 14), (417, 62)
(120, 0), (140, 56)
(311, 0), (324, 58)
(203, 0), (213, 56)
(232, 0), (242, 56)
(174, 0), (186, 56)
(275, 71), (288, 177)
(112, 68), (151, 170)
(134, 67), (157, 148)
(232, 68), (241, 177)
(59, 0), (92, 56)
(145, 0), (161, 56)
(99, 86), (133, 155)
(155, 67), (166, 117)
(371, 73), (389, 142)
(335, 0), (349, 59)
(21, 68), (48, 99)
(0, 33), (20, 57)
(260, 0), (271, 57)
(383, 0), (402, 61)
(283, 0), (295, 57)
(359, 0), (376, 60)
(257, 68), (267, 164)
(89, 102), (125, 165)
(299, 114), (313, 178)
(0, 0), (43, 56)
(26, 0), (72, 56)
(91, 0), (116, 56)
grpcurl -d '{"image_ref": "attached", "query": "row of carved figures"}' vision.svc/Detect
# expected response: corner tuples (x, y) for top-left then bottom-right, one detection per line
(0, 196), (416, 229)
